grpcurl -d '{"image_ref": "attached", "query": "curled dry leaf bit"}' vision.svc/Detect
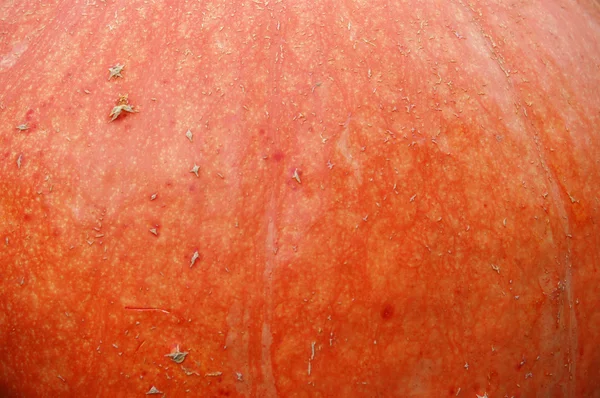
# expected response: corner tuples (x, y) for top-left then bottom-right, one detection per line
(109, 104), (137, 121)
(109, 94), (138, 121)
(16, 123), (29, 131)
(146, 386), (163, 395)
(165, 347), (189, 364)
(108, 63), (125, 80)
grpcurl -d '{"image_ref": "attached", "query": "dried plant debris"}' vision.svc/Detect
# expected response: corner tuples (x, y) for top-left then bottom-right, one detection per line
(15, 123), (29, 131)
(190, 250), (199, 268)
(109, 94), (138, 121)
(292, 168), (301, 184)
(185, 129), (193, 142)
(190, 164), (200, 177)
(165, 346), (189, 364)
(146, 386), (163, 395)
(108, 64), (125, 80)
(181, 366), (200, 376)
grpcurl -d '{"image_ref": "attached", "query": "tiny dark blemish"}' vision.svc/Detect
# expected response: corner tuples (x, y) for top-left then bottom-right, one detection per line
(272, 151), (284, 162)
(381, 303), (394, 320)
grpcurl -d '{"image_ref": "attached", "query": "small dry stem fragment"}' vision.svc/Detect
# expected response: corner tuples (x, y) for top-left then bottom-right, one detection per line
(292, 168), (301, 184)
(190, 250), (199, 268)
(16, 123), (29, 131)
(182, 366), (200, 376)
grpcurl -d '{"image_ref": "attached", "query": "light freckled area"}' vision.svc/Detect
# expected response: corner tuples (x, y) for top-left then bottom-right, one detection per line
(1, 0), (599, 397)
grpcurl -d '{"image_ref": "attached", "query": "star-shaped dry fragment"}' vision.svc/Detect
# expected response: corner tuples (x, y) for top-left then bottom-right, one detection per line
(190, 164), (200, 177)
(186, 129), (193, 142)
(108, 64), (125, 80)
(15, 123), (29, 131)
(165, 346), (189, 364)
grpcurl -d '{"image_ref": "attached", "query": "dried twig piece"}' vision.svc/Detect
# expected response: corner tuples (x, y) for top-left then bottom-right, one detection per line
(292, 168), (301, 184)
(190, 250), (199, 268)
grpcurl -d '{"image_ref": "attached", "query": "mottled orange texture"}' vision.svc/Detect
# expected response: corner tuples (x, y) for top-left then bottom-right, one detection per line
(0, 0), (599, 397)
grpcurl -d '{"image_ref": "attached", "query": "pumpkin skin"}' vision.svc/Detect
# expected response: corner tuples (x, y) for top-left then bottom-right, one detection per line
(1, 0), (599, 397)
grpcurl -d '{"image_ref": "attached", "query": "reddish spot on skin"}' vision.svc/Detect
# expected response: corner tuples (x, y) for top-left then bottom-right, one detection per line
(188, 184), (196, 192)
(23, 213), (33, 222)
(272, 150), (284, 162)
(381, 303), (395, 320)
(25, 109), (35, 120)
(258, 129), (266, 135)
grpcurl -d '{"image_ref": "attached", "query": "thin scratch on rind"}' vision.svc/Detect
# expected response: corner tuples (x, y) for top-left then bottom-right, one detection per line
(530, 120), (577, 396)
(124, 306), (170, 314)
